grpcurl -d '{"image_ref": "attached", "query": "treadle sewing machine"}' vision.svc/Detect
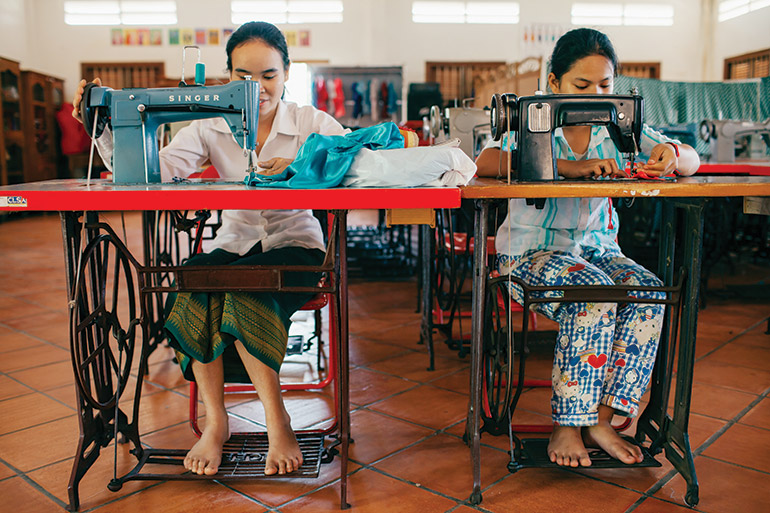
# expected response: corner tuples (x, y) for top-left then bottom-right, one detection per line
(0, 48), (420, 512)
(699, 118), (770, 163)
(489, 92), (643, 180)
(458, 90), (719, 508)
(428, 100), (492, 159)
(79, 74), (259, 183)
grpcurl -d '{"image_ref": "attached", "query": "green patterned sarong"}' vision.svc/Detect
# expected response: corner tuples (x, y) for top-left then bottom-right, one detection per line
(164, 244), (324, 382)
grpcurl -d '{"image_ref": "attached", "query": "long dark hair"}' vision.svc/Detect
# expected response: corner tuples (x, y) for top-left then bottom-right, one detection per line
(548, 28), (619, 80)
(226, 21), (290, 72)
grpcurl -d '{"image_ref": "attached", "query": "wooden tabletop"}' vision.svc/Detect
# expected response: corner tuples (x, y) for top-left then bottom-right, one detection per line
(461, 175), (770, 199)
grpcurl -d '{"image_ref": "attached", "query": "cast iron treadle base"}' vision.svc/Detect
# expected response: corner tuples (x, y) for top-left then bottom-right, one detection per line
(109, 433), (325, 490)
(507, 436), (661, 472)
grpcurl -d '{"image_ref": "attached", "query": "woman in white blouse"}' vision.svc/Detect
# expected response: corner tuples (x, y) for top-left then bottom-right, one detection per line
(73, 21), (348, 478)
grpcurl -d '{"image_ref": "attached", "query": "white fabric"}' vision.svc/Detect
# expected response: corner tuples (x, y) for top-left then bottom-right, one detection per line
(341, 139), (476, 188)
(94, 101), (348, 255)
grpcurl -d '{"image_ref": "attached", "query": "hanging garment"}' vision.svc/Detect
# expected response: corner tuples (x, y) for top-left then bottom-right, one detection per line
(333, 77), (346, 118)
(387, 82), (399, 116)
(362, 80), (371, 116)
(326, 78), (337, 116)
(351, 82), (363, 120)
(244, 122), (405, 188)
(314, 76), (328, 112)
(379, 81), (390, 120)
(370, 79), (380, 122)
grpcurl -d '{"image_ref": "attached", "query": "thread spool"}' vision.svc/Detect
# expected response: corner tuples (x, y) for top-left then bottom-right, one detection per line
(194, 62), (205, 85)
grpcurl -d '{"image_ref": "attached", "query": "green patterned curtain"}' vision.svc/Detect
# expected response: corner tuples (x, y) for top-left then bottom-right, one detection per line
(615, 75), (769, 155)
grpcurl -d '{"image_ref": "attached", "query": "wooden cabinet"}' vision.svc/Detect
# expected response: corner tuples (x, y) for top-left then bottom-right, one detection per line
(1, 57), (24, 185)
(21, 70), (64, 182)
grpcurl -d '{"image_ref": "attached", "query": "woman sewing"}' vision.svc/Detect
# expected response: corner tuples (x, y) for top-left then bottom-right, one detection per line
(475, 28), (699, 467)
(72, 21), (348, 477)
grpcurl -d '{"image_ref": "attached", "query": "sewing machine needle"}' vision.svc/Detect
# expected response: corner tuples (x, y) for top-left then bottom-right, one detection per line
(247, 150), (255, 173)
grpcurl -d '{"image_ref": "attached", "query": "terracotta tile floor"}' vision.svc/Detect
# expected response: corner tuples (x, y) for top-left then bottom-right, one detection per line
(0, 212), (768, 513)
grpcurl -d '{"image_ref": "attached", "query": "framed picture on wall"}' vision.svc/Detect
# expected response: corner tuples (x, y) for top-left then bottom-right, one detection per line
(124, 29), (137, 45)
(150, 29), (162, 46)
(169, 29), (180, 45)
(111, 28), (123, 45)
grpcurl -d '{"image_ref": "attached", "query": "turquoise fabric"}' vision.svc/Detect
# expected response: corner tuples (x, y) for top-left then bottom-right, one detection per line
(245, 121), (404, 188)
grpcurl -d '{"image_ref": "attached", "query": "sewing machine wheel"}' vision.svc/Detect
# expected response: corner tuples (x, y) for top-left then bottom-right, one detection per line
(699, 120), (713, 142)
(70, 233), (138, 411)
(481, 278), (515, 435)
(490, 93), (518, 143)
(490, 94), (506, 141)
(429, 105), (443, 138)
(80, 82), (110, 140)
(434, 209), (461, 313)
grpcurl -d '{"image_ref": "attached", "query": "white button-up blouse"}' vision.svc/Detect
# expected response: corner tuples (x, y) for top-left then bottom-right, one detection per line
(97, 100), (349, 255)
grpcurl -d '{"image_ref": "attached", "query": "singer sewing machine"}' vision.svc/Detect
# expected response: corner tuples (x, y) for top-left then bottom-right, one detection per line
(79, 79), (259, 183)
(699, 119), (770, 163)
(429, 101), (492, 159)
(489, 92), (644, 182)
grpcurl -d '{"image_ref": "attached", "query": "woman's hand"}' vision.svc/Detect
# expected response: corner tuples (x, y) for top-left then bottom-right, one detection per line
(257, 157), (293, 176)
(71, 77), (102, 124)
(557, 158), (624, 179)
(638, 143), (679, 177)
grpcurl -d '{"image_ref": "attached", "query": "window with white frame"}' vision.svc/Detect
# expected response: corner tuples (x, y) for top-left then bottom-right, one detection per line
(571, 3), (674, 26)
(64, 1), (177, 25)
(231, 1), (344, 24)
(411, 2), (520, 24)
(718, 0), (770, 21)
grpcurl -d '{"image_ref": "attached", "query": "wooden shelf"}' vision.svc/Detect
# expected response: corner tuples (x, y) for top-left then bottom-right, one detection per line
(1, 56), (23, 185)
(21, 69), (64, 183)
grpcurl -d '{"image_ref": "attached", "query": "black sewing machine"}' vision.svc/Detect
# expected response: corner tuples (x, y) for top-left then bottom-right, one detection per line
(490, 92), (644, 183)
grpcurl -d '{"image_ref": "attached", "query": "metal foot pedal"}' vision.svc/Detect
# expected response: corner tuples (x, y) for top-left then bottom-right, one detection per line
(108, 433), (326, 491)
(219, 433), (324, 477)
(507, 436), (661, 472)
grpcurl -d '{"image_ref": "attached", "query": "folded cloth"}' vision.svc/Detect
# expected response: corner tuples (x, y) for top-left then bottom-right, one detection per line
(341, 138), (476, 188)
(245, 122), (404, 188)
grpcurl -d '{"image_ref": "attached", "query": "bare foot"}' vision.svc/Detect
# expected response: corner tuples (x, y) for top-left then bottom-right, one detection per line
(548, 425), (592, 467)
(583, 422), (643, 464)
(184, 417), (230, 476)
(264, 413), (303, 475)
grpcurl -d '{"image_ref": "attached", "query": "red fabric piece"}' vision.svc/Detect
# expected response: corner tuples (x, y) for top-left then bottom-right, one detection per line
(333, 78), (346, 118)
(315, 77), (328, 112)
(55, 102), (91, 155)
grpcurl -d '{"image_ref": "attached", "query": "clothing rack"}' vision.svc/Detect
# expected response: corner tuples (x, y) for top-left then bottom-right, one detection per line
(308, 65), (404, 129)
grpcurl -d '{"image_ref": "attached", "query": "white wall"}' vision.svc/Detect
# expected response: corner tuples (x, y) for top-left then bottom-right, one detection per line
(713, 6), (770, 80)
(14, 0), (770, 99)
(0, 0), (31, 64)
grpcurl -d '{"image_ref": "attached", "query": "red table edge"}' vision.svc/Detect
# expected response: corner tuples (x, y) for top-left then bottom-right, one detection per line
(0, 187), (462, 211)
